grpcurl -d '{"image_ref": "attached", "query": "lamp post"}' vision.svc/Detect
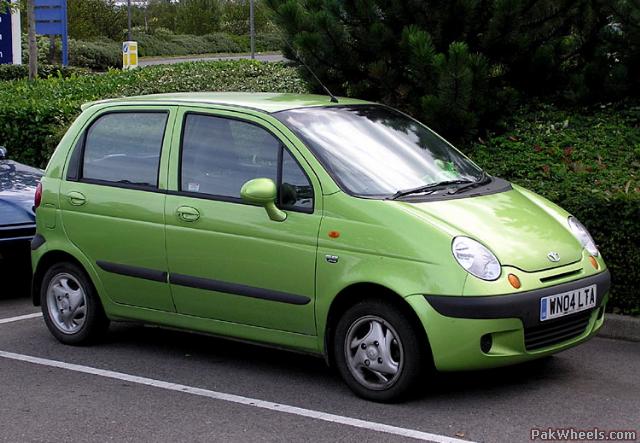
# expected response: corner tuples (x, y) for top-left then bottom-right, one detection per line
(249, 0), (255, 59)
(127, 0), (132, 41)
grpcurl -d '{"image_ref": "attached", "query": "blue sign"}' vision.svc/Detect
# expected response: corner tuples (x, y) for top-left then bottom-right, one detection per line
(34, 0), (68, 66)
(0, 9), (13, 64)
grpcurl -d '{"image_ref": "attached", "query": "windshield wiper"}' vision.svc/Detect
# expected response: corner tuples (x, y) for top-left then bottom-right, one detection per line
(448, 172), (491, 195)
(390, 179), (474, 200)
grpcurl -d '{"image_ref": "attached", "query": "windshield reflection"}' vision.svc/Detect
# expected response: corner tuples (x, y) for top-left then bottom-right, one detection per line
(276, 105), (483, 197)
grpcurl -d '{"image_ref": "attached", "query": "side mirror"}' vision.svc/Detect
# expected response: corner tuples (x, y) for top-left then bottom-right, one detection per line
(0, 146), (6, 159)
(240, 178), (287, 222)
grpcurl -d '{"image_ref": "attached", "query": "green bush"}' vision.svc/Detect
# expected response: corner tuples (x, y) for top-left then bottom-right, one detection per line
(201, 33), (245, 53)
(135, 31), (281, 57)
(267, 0), (639, 145)
(22, 35), (121, 71)
(21, 33), (50, 65)
(135, 32), (240, 57)
(220, 0), (277, 35)
(0, 60), (308, 167)
(0, 64), (90, 81)
(469, 102), (640, 314)
(229, 33), (283, 53)
(18, 31), (281, 72)
(68, 38), (122, 71)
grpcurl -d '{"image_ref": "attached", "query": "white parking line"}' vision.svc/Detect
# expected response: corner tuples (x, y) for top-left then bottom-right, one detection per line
(0, 350), (471, 443)
(0, 312), (42, 325)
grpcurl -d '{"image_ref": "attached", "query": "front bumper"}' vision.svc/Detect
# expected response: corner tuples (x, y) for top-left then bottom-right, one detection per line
(408, 270), (611, 371)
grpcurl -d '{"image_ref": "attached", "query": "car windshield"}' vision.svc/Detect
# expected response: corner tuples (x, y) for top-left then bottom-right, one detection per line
(275, 105), (485, 198)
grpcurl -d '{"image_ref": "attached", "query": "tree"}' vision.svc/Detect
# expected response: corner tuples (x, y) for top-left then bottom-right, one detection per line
(266, 0), (639, 143)
(145, 0), (179, 32)
(67, 0), (126, 40)
(220, 0), (275, 35)
(175, 0), (222, 35)
(0, 1), (14, 13)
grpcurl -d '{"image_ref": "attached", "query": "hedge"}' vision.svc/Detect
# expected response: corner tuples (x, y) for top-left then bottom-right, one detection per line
(470, 102), (640, 314)
(68, 38), (122, 71)
(22, 36), (122, 72)
(0, 64), (90, 81)
(134, 30), (282, 58)
(0, 60), (308, 167)
(22, 32), (283, 72)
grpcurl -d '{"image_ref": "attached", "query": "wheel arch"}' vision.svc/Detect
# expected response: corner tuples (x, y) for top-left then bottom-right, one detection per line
(323, 282), (431, 368)
(32, 250), (89, 306)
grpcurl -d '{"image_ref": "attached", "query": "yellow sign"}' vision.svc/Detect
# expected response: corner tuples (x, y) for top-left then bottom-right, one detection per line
(122, 41), (138, 70)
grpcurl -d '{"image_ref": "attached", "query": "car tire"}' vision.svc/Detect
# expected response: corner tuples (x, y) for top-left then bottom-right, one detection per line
(40, 262), (109, 345)
(333, 298), (428, 402)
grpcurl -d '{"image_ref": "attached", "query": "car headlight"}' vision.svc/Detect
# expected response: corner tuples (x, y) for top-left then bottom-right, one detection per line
(568, 216), (598, 256)
(452, 237), (501, 281)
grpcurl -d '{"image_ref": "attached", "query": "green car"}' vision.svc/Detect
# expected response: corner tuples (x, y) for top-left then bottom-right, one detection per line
(32, 93), (610, 401)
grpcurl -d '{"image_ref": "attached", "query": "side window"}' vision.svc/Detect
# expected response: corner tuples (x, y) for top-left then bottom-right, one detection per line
(280, 149), (313, 211)
(82, 112), (168, 187)
(181, 114), (279, 198)
(180, 113), (314, 212)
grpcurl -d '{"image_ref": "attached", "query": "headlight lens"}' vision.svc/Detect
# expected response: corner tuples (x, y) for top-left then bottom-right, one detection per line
(452, 237), (501, 281)
(568, 216), (598, 256)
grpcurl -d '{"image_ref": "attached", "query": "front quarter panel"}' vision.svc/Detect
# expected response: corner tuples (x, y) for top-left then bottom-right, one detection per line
(315, 192), (469, 346)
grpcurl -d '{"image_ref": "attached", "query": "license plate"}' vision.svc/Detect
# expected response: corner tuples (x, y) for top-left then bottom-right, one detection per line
(540, 285), (597, 321)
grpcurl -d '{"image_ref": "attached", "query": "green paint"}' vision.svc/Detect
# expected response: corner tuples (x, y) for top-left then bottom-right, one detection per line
(33, 92), (609, 373)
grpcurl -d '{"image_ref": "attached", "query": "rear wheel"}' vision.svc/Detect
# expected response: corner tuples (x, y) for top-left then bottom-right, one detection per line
(333, 299), (427, 402)
(40, 262), (109, 345)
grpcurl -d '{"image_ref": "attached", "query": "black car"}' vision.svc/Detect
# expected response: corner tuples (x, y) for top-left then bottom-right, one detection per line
(0, 147), (43, 294)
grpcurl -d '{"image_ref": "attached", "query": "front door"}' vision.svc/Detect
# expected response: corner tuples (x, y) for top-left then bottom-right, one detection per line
(164, 108), (320, 335)
(60, 107), (175, 311)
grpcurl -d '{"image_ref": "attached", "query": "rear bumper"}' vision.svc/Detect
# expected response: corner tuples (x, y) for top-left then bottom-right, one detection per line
(0, 228), (35, 290)
(0, 223), (36, 244)
(407, 270), (610, 371)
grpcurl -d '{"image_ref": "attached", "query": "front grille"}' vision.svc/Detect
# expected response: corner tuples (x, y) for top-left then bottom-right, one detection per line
(0, 223), (35, 241)
(524, 310), (593, 351)
(539, 269), (581, 283)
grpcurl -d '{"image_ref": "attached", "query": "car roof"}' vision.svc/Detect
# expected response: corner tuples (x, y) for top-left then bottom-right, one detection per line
(82, 92), (374, 114)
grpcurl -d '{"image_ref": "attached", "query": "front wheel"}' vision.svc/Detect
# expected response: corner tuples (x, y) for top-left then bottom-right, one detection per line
(333, 299), (428, 402)
(40, 262), (109, 345)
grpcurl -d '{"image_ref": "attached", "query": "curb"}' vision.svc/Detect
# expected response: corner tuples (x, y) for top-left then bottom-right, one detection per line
(598, 313), (640, 342)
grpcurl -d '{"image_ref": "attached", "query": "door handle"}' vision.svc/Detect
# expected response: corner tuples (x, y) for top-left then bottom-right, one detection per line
(67, 191), (87, 206)
(177, 206), (200, 222)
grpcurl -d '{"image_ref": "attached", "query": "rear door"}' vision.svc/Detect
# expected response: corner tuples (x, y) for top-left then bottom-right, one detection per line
(164, 107), (321, 335)
(60, 106), (176, 311)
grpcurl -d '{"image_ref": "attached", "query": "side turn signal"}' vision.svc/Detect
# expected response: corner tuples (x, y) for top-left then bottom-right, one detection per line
(508, 273), (521, 289)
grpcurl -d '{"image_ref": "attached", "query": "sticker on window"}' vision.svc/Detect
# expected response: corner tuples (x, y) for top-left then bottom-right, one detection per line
(435, 159), (460, 179)
(187, 182), (200, 192)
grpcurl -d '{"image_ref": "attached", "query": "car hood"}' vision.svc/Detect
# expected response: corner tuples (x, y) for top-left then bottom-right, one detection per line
(395, 185), (582, 272)
(0, 160), (42, 225)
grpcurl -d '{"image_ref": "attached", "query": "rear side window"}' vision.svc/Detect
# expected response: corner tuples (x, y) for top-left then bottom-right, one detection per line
(82, 112), (168, 187)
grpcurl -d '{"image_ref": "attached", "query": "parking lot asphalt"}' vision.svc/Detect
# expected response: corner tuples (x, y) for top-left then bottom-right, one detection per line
(0, 293), (638, 443)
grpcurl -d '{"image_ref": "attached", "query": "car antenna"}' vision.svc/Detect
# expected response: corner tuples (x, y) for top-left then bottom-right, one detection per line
(282, 38), (339, 104)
